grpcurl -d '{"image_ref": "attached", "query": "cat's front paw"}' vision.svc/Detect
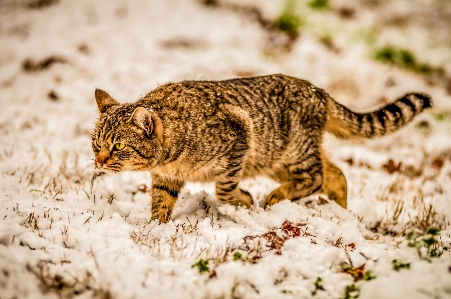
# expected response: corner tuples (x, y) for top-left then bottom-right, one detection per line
(265, 188), (288, 207)
(238, 189), (253, 208)
(228, 189), (253, 208)
(151, 208), (172, 224)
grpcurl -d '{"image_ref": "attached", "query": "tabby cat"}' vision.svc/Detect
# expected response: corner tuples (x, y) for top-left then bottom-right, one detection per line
(92, 74), (432, 223)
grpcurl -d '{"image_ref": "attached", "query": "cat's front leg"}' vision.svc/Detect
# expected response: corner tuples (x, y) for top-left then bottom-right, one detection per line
(150, 173), (185, 223)
(215, 154), (253, 208)
(216, 181), (253, 208)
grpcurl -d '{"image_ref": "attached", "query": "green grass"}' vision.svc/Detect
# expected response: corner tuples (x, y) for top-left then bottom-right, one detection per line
(192, 259), (210, 273)
(407, 227), (450, 259)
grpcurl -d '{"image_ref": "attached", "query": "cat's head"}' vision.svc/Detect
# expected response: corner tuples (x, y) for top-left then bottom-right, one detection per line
(92, 89), (164, 171)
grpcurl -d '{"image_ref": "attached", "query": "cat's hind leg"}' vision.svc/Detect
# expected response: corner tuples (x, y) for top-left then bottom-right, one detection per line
(265, 148), (347, 208)
(150, 174), (185, 223)
(265, 144), (323, 206)
(316, 156), (347, 208)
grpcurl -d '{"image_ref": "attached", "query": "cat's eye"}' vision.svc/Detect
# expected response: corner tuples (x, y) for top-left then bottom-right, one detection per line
(114, 143), (126, 151)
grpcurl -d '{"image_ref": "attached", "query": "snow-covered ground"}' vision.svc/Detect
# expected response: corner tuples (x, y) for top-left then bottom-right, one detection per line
(1, 0), (451, 298)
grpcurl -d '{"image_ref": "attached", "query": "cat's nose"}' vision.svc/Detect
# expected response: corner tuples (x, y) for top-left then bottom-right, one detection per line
(96, 152), (109, 168)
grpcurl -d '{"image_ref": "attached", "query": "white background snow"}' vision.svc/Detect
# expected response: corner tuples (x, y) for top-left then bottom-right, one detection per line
(0, 0), (451, 298)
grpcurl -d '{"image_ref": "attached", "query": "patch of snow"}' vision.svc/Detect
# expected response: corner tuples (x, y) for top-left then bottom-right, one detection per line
(0, 0), (450, 298)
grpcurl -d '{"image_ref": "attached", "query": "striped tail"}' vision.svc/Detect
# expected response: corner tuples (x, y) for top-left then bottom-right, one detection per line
(326, 93), (432, 139)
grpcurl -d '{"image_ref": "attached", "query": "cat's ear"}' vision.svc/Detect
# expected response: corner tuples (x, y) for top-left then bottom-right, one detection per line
(131, 107), (164, 144)
(95, 89), (119, 113)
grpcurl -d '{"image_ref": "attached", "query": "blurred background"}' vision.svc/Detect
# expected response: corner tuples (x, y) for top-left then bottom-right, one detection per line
(1, 0), (450, 107)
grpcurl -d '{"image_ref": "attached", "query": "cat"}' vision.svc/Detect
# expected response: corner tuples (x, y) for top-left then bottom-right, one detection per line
(92, 74), (432, 223)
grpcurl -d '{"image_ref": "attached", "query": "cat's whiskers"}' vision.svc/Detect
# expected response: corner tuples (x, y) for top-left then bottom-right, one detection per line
(79, 158), (95, 168)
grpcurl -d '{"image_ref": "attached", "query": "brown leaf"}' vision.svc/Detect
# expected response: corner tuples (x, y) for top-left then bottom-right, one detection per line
(261, 231), (286, 251)
(317, 196), (330, 205)
(338, 6), (355, 18)
(22, 56), (67, 72)
(382, 159), (402, 174)
(243, 221), (308, 255)
(209, 270), (217, 279)
(343, 263), (365, 281)
(432, 157), (444, 169)
(47, 90), (59, 101)
(281, 220), (301, 237)
(344, 158), (353, 166)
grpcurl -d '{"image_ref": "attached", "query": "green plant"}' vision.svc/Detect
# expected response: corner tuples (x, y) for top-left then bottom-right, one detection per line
(233, 251), (242, 261)
(275, 0), (303, 36)
(315, 277), (325, 291)
(308, 0), (329, 10)
(362, 271), (376, 281)
(407, 227), (450, 259)
(342, 284), (359, 299)
(282, 289), (293, 294)
(432, 111), (451, 122)
(340, 262), (370, 282)
(374, 46), (445, 76)
(392, 259), (410, 271)
(192, 259), (210, 273)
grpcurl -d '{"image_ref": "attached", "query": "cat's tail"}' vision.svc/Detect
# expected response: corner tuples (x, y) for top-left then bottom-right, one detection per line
(325, 93), (432, 139)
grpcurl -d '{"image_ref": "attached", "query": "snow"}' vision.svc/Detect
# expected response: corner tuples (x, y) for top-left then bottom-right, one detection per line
(1, 0), (451, 298)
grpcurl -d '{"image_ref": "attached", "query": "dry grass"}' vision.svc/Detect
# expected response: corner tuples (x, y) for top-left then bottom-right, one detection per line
(354, 142), (451, 237)
(26, 262), (113, 299)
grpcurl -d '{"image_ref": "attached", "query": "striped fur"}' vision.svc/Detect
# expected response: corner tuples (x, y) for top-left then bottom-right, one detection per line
(92, 74), (432, 223)
(326, 93), (432, 139)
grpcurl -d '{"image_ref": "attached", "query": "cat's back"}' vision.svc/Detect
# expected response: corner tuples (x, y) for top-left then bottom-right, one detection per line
(145, 74), (319, 117)
(142, 74), (327, 149)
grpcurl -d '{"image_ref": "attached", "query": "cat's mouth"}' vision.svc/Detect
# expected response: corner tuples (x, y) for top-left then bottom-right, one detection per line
(94, 158), (121, 171)
(100, 165), (122, 172)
